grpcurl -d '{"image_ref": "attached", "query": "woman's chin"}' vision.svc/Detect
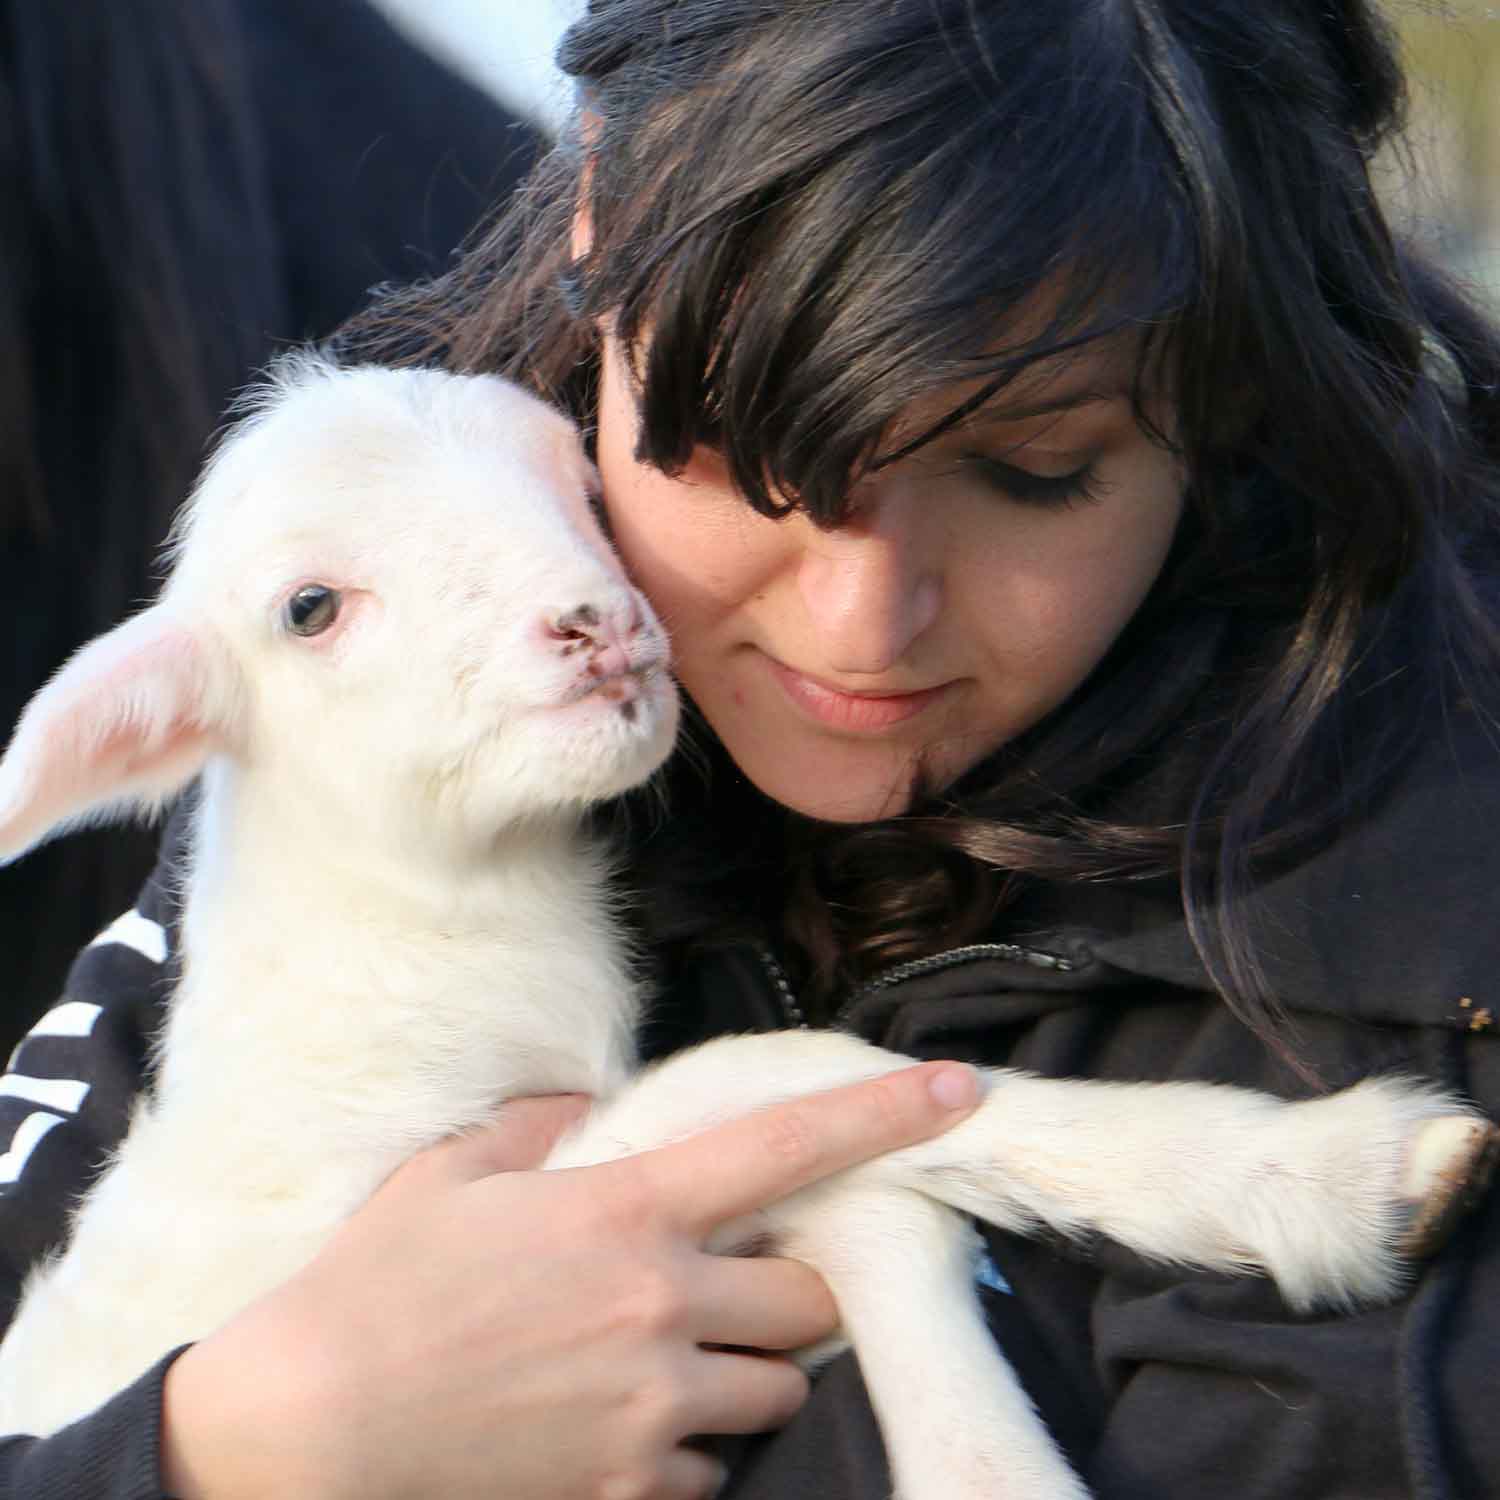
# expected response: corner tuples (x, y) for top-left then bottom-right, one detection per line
(733, 750), (920, 825)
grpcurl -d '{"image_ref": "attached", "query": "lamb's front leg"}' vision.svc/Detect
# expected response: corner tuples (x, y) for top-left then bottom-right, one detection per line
(562, 1032), (1496, 1311)
(762, 1184), (1089, 1500)
(879, 1071), (1499, 1311)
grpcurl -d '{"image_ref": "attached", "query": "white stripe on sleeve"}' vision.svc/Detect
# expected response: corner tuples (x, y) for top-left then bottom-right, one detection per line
(4, 999), (106, 1073)
(0, 1075), (90, 1115)
(25, 1000), (104, 1041)
(87, 910), (168, 965)
(0, 1112), (68, 1187)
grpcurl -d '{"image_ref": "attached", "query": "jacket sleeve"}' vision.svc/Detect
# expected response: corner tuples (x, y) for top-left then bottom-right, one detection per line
(0, 817), (182, 1496)
(0, 1350), (188, 1500)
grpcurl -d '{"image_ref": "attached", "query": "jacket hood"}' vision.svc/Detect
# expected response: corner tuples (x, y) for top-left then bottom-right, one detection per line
(839, 711), (1500, 1049)
(1085, 709), (1500, 1033)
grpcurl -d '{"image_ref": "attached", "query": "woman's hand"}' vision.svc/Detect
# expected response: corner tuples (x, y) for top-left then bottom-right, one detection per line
(160, 1060), (980, 1500)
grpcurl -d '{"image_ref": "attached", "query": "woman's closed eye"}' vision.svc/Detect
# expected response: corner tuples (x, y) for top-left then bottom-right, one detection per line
(958, 452), (1109, 509)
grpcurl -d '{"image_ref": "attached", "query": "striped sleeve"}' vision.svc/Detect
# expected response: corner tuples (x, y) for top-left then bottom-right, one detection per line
(0, 805), (187, 1330)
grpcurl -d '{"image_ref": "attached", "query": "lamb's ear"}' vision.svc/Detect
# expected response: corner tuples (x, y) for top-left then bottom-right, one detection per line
(0, 605), (242, 864)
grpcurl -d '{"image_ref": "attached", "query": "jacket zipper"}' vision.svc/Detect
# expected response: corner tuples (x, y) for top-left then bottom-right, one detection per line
(755, 940), (1077, 1030)
(755, 944), (808, 1028)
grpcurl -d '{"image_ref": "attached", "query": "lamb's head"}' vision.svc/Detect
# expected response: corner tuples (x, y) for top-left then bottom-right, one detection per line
(0, 357), (679, 868)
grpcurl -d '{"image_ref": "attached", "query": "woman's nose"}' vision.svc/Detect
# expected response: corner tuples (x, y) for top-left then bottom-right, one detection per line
(794, 493), (941, 675)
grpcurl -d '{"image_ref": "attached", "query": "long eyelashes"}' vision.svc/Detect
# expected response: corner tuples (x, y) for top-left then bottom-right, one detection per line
(667, 436), (1111, 515)
(959, 453), (1109, 510)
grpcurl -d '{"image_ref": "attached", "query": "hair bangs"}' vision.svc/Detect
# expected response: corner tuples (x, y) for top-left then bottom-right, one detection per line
(577, 0), (1212, 523)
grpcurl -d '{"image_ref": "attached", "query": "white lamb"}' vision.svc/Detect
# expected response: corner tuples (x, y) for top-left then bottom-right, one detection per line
(0, 355), (1492, 1500)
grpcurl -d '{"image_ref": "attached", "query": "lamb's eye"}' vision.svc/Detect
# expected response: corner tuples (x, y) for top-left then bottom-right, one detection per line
(285, 584), (341, 637)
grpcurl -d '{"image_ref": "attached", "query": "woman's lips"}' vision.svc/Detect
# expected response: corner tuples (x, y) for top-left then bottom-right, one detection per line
(766, 658), (951, 732)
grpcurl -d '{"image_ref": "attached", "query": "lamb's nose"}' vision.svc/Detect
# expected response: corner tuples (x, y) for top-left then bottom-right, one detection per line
(547, 601), (641, 678)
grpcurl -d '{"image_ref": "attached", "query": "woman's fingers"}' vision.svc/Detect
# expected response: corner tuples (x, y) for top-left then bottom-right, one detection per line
(630, 1061), (982, 1236)
(684, 1348), (811, 1437)
(655, 1446), (730, 1500)
(691, 1254), (840, 1352)
(429, 1094), (594, 1180)
(211, 1063), (981, 1498)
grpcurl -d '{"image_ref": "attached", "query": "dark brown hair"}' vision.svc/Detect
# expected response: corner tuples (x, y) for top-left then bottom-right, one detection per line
(350, 0), (1500, 1047)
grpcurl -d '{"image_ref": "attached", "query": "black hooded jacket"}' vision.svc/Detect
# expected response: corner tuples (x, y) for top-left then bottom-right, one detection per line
(0, 701), (1496, 1498)
(656, 704), (1500, 1500)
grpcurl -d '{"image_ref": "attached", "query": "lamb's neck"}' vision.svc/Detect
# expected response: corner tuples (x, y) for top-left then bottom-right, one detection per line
(200, 766), (608, 939)
(155, 769), (639, 1119)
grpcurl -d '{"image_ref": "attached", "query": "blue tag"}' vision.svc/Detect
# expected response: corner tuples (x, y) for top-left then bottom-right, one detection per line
(975, 1247), (1011, 1295)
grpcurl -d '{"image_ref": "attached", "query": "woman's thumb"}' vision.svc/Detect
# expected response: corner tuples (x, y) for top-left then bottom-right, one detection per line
(445, 1094), (593, 1178)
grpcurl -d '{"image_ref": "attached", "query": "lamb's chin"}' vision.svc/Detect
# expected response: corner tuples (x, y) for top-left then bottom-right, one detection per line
(556, 676), (681, 799)
(455, 682), (680, 819)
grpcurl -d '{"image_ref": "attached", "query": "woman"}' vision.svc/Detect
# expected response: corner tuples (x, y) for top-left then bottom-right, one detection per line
(3, 0), (1499, 1496)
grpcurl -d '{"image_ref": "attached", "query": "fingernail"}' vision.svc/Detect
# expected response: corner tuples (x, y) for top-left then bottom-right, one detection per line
(927, 1064), (980, 1111)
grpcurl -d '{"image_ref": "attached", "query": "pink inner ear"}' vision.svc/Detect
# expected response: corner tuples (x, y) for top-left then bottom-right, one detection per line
(0, 611), (232, 861)
(78, 710), (220, 793)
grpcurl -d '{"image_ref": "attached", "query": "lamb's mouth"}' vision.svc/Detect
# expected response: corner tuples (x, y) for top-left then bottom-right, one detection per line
(564, 655), (671, 708)
(555, 665), (673, 731)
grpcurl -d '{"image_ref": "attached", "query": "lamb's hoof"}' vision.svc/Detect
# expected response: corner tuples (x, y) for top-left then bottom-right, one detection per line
(1398, 1116), (1500, 1258)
